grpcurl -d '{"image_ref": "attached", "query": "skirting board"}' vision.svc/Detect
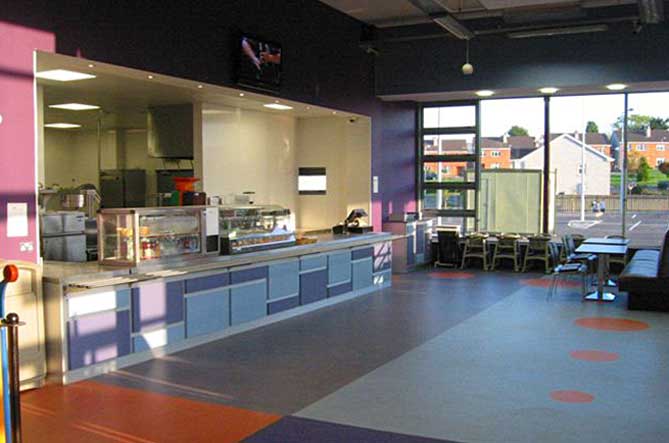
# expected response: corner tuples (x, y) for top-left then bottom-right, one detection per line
(59, 280), (391, 385)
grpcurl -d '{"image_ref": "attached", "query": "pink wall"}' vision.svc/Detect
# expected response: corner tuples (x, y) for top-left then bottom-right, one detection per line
(0, 22), (54, 262)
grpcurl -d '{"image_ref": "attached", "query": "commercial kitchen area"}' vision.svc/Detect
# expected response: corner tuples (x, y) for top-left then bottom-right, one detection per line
(3, 50), (418, 387)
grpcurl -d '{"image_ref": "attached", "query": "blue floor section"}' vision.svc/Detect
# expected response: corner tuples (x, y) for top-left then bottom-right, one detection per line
(243, 416), (461, 443)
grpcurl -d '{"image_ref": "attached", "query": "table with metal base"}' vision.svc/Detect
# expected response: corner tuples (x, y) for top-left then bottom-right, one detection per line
(575, 243), (628, 302)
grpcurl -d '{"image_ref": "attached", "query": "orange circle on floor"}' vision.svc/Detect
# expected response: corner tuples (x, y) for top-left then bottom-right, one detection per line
(574, 317), (649, 332)
(431, 272), (475, 280)
(569, 350), (619, 362)
(521, 278), (580, 288)
(550, 390), (594, 403)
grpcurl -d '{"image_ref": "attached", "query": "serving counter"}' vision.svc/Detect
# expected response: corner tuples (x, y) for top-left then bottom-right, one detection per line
(43, 232), (394, 384)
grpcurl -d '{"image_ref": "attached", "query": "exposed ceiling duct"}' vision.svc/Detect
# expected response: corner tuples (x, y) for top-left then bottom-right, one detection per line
(638, 0), (664, 23)
(408, 0), (475, 39)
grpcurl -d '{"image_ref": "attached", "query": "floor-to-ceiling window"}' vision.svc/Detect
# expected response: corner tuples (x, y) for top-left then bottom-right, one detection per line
(549, 94), (625, 241)
(419, 103), (479, 233)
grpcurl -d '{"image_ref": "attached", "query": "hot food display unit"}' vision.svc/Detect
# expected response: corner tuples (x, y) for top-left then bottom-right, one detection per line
(97, 206), (220, 266)
(219, 205), (295, 254)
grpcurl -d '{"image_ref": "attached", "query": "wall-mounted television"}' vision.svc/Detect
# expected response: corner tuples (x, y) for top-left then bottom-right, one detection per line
(237, 34), (282, 91)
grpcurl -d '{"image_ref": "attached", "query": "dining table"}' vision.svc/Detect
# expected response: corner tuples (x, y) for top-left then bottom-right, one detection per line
(575, 242), (628, 301)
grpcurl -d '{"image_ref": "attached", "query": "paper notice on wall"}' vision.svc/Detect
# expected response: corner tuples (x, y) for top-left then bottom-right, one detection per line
(205, 207), (219, 236)
(7, 203), (28, 237)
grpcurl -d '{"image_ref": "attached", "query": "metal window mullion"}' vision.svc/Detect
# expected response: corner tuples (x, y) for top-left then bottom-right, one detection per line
(474, 101), (481, 232)
(423, 154), (477, 163)
(422, 126), (477, 135)
(416, 103), (424, 214)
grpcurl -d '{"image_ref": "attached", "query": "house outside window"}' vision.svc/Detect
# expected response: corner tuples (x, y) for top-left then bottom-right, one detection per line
(491, 163), (501, 169)
(658, 144), (665, 151)
(657, 158), (665, 166)
(491, 151), (501, 157)
(636, 144), (646, 152)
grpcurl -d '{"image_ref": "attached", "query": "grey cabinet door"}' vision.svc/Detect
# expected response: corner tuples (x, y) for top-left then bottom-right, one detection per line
(230, 280), (267, 326)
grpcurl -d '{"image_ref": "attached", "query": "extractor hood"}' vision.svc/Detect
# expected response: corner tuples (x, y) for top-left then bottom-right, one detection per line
(147, 104), (194, 159)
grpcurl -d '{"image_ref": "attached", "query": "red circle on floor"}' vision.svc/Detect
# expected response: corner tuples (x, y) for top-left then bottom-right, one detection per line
(569, 350), (619, 362)
(550, 390), (594, 403)
(574, 317), (649, 332)
(431, 272), (475, 280)
(521, 278), (580, 288)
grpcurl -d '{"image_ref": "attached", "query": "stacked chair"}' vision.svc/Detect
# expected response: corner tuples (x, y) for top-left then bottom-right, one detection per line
(434, 229), (461, 268)
(461, 232), (490, 270)
(491, 233), (521, 272)
(522, 234), (553, 273)
(548, 242), (588, 299)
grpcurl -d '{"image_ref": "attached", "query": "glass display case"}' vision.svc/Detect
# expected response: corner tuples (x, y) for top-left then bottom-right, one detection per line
(219, 205), (295, 254)
(98, 206), (219, 266)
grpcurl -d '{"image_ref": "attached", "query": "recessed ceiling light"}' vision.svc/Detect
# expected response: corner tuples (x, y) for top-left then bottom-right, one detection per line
(239, 93), (245, 97)
(332, 111), (337, 115)
(606, 83), (627, 91)
(263, 103), (293, 110)
(539, 87), (559, 94)
(476, 90), (494, 97)
(45, 123), (81, 129)
(197, 84), (203, 89)
(35, 69), (96, 82)
(306, 106), (311, 110)
(48, 103), (100, 111)
(147, 75), (154, 79)
(87, 63), (95, 68)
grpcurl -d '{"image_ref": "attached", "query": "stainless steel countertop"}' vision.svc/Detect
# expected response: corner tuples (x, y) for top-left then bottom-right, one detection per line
(44, 232), (396, 288)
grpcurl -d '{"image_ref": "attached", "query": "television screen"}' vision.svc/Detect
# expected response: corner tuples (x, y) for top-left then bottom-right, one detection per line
(238, 35), (282, 90)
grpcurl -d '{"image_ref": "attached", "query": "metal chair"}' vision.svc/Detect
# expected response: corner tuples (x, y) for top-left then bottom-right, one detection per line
(461, 233), (490, 270)
(434, 229), (461, 268)
(548, 242), (588, 299)
(492, 233), (521, 271)
(605, 234), (628, 269)
(522, 234), (553, 273)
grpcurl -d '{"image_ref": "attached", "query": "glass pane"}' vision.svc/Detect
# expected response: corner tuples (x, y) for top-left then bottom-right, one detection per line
(423, 106), (475, 129)
(423, 134), (476, 155)
(423, 189), (474, 211)
(480, 98), (545, 234)
(424, 161), (475, 183)
(550, 94), (623, 240)
(625, 92), (669, 248)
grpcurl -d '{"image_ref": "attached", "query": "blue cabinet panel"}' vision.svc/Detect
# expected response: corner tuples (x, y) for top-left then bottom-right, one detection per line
(328, 281), (353, 298)
(186, 289), (230, 338)
(416, 224), (426, 255)
(230, 266), (268, 284)
(300, 254), (327, 271)
(230, 280), (267, 326)
(351, 247), (373, 260)
(352, 258), (374, 290)
(133, 323), (185, 353)
(268, 260), (299, 300)
(406, 236), (415, 266)
(67, 310), (131, 370)
(328, 251), (351, 285)
(131, 281), (184, 333)
(267, 295), (300, 315)
(185, 273), (229, 293)
(300, 269), (328, 305)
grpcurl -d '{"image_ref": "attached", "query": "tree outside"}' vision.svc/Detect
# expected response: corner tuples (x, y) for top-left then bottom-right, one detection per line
(508, 125), (529, 136)
(636, 157), (651, 182)
(614, 114), (669, 132)
(585, 121), (599, 133)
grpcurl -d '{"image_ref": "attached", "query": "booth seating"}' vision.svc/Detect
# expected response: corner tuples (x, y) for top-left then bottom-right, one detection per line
(619, 231), (669, 311)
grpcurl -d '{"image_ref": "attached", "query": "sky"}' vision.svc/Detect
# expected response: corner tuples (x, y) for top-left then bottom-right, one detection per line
(427, 91), (669, 139)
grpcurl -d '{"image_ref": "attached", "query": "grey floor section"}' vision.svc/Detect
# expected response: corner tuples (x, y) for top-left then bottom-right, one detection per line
(297, 284), (669, 443)
(96, 270), (523, 415)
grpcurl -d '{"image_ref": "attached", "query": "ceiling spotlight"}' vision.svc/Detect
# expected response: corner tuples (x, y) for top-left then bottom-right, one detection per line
(476, 90), (494, 97)
(197, 84), (203, 89)
(239, 93), (245, 97)
(36, 69), (96, 82)
(147, 75), (154, 79)
(539, 87), (559, 94)
(263, 103), (293, 110)
(606, 83), (627, 91)
(49, 103), (100, 111)
(45, 123), (82, 129)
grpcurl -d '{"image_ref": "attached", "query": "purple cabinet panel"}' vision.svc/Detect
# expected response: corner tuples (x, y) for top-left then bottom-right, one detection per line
(230, 266), (268, 284)
(185, 273), (229, 293)
(267, 296), (300, 315)
(328, 281), (353, 298)
(67, 310), (131, 370)
(132, 281), (184, 333)
(300, 269), (328, 305)
(352, 247), (374, 260)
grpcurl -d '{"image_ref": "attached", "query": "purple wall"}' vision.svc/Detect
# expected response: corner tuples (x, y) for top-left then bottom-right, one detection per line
(0, 22), (54, 262)
(0, 0), (416, 257)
